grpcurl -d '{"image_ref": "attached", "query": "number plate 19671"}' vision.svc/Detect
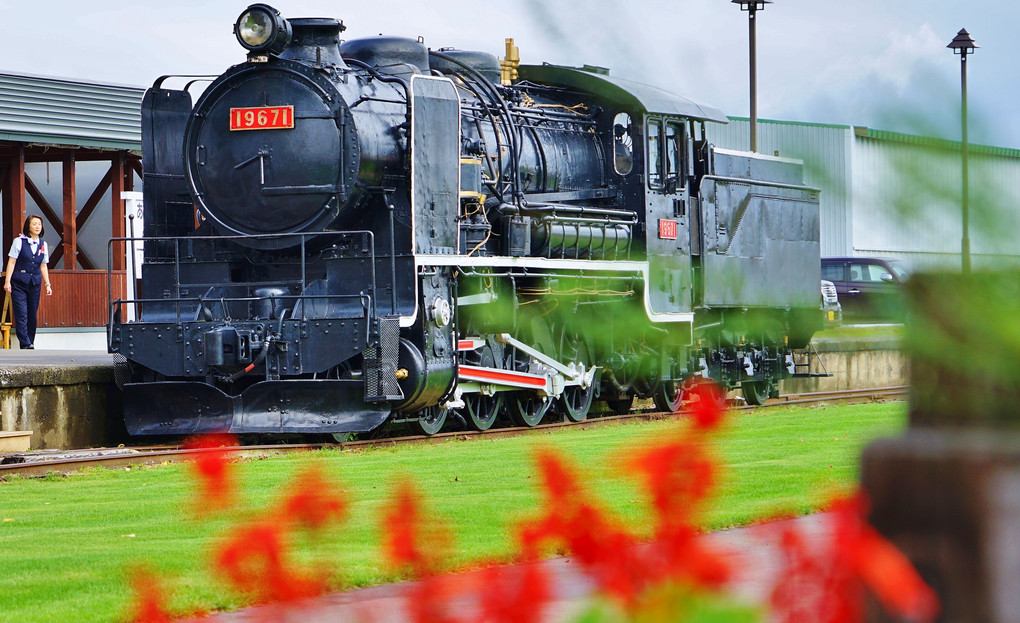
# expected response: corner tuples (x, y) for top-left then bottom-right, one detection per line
(229, 105), (294, 131)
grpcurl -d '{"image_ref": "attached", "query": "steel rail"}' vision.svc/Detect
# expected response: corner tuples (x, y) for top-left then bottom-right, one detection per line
(0, 387), (907, 478)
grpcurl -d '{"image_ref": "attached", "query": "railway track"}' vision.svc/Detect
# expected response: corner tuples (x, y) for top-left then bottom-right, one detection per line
(0, 386), (907, 478)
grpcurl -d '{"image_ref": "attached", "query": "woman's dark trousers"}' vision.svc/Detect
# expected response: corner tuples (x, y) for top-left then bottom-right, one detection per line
(11, 280), (40, 348)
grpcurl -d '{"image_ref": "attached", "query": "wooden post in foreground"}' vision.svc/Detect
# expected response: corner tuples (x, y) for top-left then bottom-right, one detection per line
(861, 272), (1020, 622)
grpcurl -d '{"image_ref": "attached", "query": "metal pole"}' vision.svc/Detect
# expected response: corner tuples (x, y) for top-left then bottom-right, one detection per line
(961, 52), (970, 273)
(749, 6), (758, 153)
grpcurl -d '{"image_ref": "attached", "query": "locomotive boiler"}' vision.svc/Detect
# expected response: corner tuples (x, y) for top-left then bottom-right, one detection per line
(109, 4), (822, 436)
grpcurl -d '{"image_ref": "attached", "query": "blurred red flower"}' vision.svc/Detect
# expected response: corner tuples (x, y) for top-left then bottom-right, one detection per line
(214, 521), (327, 604)
(124, 566), (173, 623)
(475, 563), (551, 623)
(382, 479), (450, 577)
(279, 464), (347, 531)
(627, 432), (733, 594)
(519, 449), (710, 607)
(685, 379), (727, 431)
(628, 437), (716, 531)
(400, 576), (467, 623)
(183, 433), (239, 514)
(769, 493), (939, 623)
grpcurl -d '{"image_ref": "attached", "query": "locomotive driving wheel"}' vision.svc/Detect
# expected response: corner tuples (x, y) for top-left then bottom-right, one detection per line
(508, 316), (555, 427)
(741, 380), (772, 406)
(512, 392), (551, 427)
(653, 379), (686, 413)
(652, 350), (686, 412)
(417, 406), (448, 436)
(466, 392), (503, 431)
(557, 330), (594, 422)
(605, 395), (635, 415)
(463, 344), (504, 431)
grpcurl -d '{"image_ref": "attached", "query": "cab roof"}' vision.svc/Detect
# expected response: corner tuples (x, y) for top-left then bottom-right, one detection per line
(518, 64), (728, 123)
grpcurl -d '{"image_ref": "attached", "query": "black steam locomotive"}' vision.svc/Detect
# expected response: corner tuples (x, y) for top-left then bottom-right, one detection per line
(109, 4), (821, 436)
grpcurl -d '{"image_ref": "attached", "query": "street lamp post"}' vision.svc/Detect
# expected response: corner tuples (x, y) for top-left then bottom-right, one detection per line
(732, 0), (771, 153)
(948, 28), (978, 273)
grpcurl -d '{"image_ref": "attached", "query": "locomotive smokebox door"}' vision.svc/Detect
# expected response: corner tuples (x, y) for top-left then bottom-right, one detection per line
(410, 75), (460, 255)
(182, 61), (359, 248)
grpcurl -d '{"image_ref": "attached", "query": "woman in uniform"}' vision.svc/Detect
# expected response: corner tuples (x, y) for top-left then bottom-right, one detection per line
(3, 215), (52, 349)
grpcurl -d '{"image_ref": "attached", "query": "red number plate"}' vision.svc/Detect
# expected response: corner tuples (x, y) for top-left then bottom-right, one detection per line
(229, 105), (294, 131)
(658, 219), (678, 240)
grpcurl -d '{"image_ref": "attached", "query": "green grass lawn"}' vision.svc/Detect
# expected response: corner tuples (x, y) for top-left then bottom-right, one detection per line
(0, 401), (906, 622)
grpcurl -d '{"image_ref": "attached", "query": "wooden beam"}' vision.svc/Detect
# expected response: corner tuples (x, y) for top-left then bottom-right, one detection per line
(49, 244), (64, 267)
(24, 173), (63, 235)
(111, 153), (125, 270)
(129, 158), (142, 182)
(4, 146), (26, 257)
(76, 166), (112, 229)
(62, 154), (77, 270)
(48, 239), (93, 270)
(0, 163), (9, 256)
(75, 245), (96, 271)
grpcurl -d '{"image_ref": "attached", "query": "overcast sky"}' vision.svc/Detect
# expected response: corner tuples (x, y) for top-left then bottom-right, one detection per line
(2, 0), (1016, 147)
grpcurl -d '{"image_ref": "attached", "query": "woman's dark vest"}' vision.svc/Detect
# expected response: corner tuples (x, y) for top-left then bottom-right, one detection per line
(12, 236), (45, 287)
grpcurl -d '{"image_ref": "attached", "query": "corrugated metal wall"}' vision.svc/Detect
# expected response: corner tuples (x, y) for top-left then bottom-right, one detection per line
(707, 119), (1020, 270)
(0, 72), (142, 150)
(851, 131), (1020, 270)
(707, 118), (853, 257)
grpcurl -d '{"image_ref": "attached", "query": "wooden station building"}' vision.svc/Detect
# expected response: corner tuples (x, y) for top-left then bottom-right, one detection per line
(0, 71), (143, 345)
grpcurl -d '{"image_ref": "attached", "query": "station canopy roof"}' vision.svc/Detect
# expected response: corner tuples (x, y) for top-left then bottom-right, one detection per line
(518, 64), (728, 123)
(0, 71), (143, 152)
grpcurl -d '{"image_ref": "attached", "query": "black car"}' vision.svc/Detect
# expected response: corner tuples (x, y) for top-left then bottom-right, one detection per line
(821, 257), (909, 321)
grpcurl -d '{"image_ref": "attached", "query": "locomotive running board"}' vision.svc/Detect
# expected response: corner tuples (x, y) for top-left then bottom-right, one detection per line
(458, 365), (553, 392)
(444, 362), (596, 411)
(444, 335), (597, 410)
(123, 380), (391, 435)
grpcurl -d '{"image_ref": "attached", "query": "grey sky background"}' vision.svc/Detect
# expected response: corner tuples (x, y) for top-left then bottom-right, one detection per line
(2, 0), (1016, 147)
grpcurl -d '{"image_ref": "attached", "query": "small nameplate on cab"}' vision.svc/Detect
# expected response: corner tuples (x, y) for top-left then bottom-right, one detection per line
(229, 106), (294, 131)
(658, 219), (678, 240)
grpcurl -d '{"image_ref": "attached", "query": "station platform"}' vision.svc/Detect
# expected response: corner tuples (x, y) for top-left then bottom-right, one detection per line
(0, 349), (120, 451)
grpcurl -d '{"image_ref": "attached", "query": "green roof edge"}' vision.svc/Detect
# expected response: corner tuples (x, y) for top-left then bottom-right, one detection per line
(723, 116), (851, 131)
(720, 116), (1020, 158)
(854, 126), (1020, 159)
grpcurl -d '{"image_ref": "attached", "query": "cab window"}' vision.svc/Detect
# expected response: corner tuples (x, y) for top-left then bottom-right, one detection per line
(647, 119), (662, 188)
(665, 121), (686, 191)
(612, 112), (634, 176)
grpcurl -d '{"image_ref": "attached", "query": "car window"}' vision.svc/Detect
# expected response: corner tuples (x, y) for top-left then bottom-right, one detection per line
(887, 261), (909, 281)
(851, 263), (889, 283)
(821, 264), (843, 281)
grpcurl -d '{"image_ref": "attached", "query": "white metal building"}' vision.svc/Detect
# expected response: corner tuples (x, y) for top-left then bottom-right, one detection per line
(708, 117), (1020, 270)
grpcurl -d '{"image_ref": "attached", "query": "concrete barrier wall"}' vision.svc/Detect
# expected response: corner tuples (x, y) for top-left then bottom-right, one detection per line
(0, 356), (121, 451)
(782, 337), (905, 394)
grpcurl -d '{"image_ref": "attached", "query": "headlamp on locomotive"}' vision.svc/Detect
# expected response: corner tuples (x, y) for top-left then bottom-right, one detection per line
(235, 4), (292, 54)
